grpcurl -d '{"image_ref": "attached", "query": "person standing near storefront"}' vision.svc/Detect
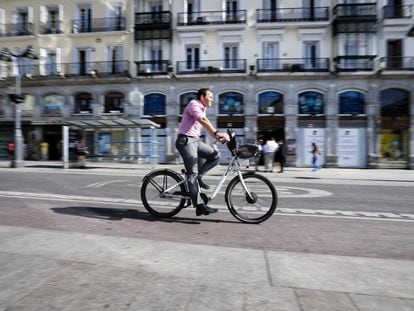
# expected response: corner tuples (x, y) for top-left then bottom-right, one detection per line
(40, 141), (49, 160)
(262, 137), (278, 172)
(274, 139), (286, 173)
(8, 142), (14, 160)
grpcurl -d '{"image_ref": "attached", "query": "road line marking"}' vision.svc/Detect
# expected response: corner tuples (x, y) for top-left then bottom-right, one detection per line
(0, 191), (412, 222)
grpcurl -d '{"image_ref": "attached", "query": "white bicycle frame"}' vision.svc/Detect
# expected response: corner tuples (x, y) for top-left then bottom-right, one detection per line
(160, 155), (253, 202)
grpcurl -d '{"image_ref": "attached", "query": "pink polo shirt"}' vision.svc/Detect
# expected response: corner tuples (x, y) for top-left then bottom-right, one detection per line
(179, 99), (205, 138)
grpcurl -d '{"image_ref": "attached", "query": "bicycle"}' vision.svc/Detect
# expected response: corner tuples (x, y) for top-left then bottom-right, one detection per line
(140, 131), (278, 223)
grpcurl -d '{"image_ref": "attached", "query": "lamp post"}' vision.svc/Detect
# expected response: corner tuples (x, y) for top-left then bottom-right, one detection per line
(0, 45), (38, 168)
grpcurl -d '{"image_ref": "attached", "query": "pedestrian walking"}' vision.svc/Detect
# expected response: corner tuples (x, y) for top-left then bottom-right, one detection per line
(311, 142), (321, 171)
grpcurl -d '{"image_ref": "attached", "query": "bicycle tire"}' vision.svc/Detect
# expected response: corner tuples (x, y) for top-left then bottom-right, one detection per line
(225, 172), (277, 223)
(141, 169), (187, 218)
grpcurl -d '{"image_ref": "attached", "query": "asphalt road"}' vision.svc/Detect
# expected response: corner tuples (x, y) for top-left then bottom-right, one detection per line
(1, 167), (413, 261)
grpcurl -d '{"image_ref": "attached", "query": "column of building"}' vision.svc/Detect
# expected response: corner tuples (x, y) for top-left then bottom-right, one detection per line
(285, 84), (298, 167)
(367, 82), (380, 168)
(325, 83), (338, 167)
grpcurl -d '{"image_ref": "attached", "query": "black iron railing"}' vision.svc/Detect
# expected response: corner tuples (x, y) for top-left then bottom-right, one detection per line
(40, 21), (64, 34)
(383, 5), (414, 18)
(0, 61), (130, 78)
(135, 11), (172, 28)
(379, 57), (414, 70)
(176, 59), (246, 74)
(256, 7), (329, 22)
(256, 58), (330, 72)
(136, 60), (171, 75)
(0, 22), (34, 37)
(177, 10), (247, 26)
(334, 56), (376, 71)
(72, 17), (126, 33)
(333, 3), (377, 19)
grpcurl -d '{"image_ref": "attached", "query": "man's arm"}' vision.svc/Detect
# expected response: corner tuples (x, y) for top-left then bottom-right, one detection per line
(199, 116), (230, 142)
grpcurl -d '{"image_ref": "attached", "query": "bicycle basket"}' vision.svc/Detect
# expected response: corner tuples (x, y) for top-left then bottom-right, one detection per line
(237, 144), (259, 159)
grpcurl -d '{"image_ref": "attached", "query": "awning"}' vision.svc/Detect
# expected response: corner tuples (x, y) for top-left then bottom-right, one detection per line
(65, 118), (160, 129)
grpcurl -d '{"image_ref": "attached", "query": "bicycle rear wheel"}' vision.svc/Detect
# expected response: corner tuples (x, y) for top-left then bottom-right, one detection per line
(225, 172), (277, 223)
(141, 169), (188, 218)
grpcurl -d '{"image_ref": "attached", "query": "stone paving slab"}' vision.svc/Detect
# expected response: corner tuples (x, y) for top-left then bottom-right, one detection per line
(1, 225), (414, 310)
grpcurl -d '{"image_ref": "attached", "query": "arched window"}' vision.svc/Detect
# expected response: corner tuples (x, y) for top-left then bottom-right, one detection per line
(43, 94), (64, 116)
(339, 91), (365, 115)
(298, 91), (324, 115)
(104, 92), (125, 113)
(179, 92), (197, 115)
(380, 88), (409, 117)
(258, 91), (283, 114)
(218, 92), (244, 114)
(74, 92), (93, 113)
(144, 93), (166, 115)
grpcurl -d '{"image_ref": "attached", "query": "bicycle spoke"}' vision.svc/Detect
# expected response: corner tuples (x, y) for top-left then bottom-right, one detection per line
(226, 174), (277, 223)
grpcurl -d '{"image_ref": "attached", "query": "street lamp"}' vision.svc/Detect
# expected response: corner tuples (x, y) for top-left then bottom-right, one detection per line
(0, 45), (38, 168)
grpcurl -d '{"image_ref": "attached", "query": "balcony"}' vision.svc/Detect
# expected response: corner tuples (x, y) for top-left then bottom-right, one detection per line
(176, 59), (246, 75)
(256, 7), (329, 23)
(0, 22), (34, 37)
(136, 60), (171, 76)
(134, 11), (172, 41)
(333, 3), (377, 35)
(256, 58), (330, 73)
(177, 10), (247, 26)
(334, 56), (376, 72)
(0, 61), (130, 79)
(72, 17), (126, 33)
(40, 21), (63, 34)
(379, 57), (414, 71)
(333, 3), (377, 19)
(383, 5), (414, 19)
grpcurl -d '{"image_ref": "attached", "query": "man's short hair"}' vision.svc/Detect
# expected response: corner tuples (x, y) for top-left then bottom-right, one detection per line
(197, 88), (211, 100)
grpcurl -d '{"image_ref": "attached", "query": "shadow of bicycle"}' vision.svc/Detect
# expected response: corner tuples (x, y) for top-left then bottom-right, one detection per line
(51, 206), (240, 224)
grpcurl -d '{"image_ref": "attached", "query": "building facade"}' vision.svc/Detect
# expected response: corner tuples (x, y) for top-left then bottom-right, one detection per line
(0, 0), (413, 168)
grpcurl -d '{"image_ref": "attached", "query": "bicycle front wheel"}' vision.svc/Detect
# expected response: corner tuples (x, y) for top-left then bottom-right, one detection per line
(141, 169), (187, 218)
(225, 172), (277, 223)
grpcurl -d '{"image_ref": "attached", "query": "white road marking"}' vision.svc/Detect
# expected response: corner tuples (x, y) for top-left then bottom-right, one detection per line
(0, 191), (412, 222)
(85, 179), (131, 188)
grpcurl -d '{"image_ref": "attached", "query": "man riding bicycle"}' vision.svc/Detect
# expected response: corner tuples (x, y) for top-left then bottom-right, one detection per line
(175, 88), (230, 216)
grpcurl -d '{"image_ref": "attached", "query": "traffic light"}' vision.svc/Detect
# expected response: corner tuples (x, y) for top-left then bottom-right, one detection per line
(8, 94), (25, 104)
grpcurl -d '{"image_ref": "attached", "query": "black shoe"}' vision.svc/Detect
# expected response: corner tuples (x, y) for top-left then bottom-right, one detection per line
(196, 204), (218, 216)
(198, 177), (210, 190)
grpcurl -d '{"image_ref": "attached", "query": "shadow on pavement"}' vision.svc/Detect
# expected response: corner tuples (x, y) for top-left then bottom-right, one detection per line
(51, 206), (240, 225)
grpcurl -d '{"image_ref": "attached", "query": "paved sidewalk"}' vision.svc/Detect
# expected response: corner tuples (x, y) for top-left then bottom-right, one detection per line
(1, 225), (414, 311)
(1, 160), (414, 310)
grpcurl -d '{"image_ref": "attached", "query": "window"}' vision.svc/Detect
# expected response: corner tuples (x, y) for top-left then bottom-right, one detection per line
(43, 94), (64, 116)
(107, 46), (124, 73)
(262, 42), (279, 69)
(224, 45), (238, 69)
(186, 46), (200, 70)
(339, 91), (365, 115)
(218, 92), (243, 114)
(144, 93), (166, 115)
(298, 91), (324, 114)
(104, 92), (125, 113)
(179, 92), (197, 115)
(380, 89), (409, 117)
(74, 93), (93, 113)
(258, 91), (283, 114)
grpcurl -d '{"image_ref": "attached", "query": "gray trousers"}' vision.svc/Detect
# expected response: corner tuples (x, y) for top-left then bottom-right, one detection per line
(175, 135), (220, 206)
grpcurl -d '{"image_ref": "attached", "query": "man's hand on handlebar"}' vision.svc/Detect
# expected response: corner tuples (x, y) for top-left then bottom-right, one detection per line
(216, 131), (230, 144)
